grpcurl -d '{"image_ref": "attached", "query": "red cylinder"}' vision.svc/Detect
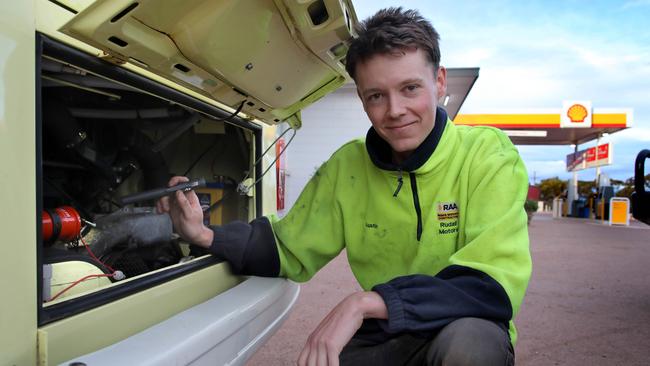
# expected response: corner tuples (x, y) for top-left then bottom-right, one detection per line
(42, 206), (82, 242)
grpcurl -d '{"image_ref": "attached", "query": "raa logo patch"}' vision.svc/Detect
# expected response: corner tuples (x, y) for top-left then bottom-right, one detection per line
(437, 201), (459, 221)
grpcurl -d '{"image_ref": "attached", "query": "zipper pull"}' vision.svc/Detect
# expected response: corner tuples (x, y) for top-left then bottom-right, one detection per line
(393, 169), (403, 197)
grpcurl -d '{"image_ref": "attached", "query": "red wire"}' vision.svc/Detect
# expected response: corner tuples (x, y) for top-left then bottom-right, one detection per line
(47, 228), (123, 302)
(49, 273), (114, 302)
(47, 230), (122, 302)
(80, 236), (115, 273)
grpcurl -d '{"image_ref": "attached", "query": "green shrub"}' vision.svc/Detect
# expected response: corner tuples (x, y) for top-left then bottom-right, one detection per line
(524, 200), (538, 224)
(524, 200), (539, 213)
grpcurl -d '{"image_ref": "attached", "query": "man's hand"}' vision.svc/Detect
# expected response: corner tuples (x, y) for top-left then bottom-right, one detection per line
(298, 291), (388, 366)
(156, 176), (213, 248)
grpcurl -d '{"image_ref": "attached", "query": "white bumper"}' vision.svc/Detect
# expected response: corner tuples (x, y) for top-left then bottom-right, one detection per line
(60, 277), (300, 366)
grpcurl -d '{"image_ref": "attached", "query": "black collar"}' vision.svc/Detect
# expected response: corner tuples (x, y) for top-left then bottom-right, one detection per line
(365, 107), (447, 172)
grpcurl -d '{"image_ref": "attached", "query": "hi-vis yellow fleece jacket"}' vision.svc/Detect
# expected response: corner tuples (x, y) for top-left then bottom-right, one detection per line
(209, 107), (532, 344)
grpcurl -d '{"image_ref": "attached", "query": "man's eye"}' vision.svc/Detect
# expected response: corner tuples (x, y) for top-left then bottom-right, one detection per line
(367, 93), (381, 101)
(405, 84), (419, 92)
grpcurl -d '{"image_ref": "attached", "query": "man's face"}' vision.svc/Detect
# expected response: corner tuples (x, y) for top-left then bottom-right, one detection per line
(355, 48), (447, 163)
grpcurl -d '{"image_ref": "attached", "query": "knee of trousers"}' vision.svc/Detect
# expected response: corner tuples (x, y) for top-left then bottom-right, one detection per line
(426, 317), (513, 366)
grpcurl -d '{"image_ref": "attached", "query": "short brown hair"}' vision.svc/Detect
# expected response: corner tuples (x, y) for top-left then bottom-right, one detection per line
(345, 7), (441, 80)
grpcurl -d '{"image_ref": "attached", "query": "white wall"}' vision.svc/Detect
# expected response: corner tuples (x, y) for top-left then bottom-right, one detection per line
(281, 86), (370, 214)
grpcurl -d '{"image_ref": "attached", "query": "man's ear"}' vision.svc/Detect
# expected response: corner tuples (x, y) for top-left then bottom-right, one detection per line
(435, 66), (447, 99)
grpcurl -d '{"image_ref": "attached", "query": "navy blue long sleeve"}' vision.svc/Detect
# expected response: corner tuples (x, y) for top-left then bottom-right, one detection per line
(371, 265), (512, 335)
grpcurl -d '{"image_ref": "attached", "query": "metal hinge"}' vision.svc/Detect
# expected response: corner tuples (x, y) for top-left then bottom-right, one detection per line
(98, 50), (128, 65)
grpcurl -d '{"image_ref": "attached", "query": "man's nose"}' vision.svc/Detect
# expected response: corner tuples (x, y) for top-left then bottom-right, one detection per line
(387, 94), (406, 119)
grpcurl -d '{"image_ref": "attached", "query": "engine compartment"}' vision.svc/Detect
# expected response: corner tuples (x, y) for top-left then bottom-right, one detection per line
(40, 55), (255, 302)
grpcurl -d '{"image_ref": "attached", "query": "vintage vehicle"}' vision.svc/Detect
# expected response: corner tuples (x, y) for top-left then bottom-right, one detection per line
(0, 0), (357, 364)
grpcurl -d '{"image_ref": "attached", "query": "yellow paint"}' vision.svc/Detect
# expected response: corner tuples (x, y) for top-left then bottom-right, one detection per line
(37, 330), (47, 366)
(42, 262), (241, 364)
(0, 2), (253, 363)
(455, 112), (629, 127)
(592, 113), (627, 126)
(454, 114), (560, 126)
(0, 2), (37, 366)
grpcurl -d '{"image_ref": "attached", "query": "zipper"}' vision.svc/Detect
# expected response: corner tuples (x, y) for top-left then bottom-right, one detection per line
(409, 172), (423, 241)
(393, 169), (403, 197)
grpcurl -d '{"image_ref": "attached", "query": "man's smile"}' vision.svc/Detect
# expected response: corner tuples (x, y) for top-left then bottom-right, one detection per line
(386, 120), (417, 131)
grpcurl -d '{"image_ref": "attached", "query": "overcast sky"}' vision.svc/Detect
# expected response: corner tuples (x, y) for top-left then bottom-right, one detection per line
(353, 0), (650, 183)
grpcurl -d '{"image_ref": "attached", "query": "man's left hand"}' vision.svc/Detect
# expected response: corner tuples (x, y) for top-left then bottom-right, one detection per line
(297, 291), (387, 366)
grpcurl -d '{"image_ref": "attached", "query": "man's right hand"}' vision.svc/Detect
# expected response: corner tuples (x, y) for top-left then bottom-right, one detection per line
(156, 176), (214, 248)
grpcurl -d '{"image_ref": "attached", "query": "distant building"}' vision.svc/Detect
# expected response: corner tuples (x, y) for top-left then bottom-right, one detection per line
(528, 186), (541, 201)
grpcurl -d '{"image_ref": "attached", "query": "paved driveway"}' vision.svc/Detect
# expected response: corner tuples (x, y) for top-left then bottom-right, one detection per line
(248, 213), (650, 365)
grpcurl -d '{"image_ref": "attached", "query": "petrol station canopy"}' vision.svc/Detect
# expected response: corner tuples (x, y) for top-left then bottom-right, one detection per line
(454, 109), (633, 145)
(442, 68), (480, 120)
(377, 67), (634, 147)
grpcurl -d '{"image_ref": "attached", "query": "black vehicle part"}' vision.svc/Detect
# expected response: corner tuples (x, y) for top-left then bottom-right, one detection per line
(120, 128), (169, 191)
(43, 99), (170, 210)
(101, 242), (184, 278)
(43, 98), (121, 185)
(631, 149), (650, 225)
(151, 113), (200, 152)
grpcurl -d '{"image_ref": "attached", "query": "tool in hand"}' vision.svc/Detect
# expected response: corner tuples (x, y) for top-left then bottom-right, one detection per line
(120, 178), (207, 205)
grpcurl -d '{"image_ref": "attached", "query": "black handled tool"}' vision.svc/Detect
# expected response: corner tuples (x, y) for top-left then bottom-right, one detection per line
(120, 178), (207, 205)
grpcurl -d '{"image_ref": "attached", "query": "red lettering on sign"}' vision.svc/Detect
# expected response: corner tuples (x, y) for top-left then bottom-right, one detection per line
(597, 144), (609, 159)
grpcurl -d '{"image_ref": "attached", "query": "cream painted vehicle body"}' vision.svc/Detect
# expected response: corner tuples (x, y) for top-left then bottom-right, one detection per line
(0, 1), (356, 365)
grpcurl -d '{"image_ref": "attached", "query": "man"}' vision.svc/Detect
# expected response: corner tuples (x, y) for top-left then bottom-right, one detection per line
(158, 7), (531, 366)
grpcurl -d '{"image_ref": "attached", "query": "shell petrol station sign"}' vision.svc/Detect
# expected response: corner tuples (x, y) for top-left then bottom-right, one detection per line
(561, 101), (592, 128)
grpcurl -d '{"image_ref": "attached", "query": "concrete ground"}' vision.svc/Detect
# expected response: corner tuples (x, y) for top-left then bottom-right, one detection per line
(248, 213), (650, 365)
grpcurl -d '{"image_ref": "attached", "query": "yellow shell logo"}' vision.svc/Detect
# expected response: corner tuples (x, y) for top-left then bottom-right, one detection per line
(567, 104), (588, 123)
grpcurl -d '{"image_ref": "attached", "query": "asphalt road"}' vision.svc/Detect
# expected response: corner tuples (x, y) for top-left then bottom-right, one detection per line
(248, 213), (650, 365)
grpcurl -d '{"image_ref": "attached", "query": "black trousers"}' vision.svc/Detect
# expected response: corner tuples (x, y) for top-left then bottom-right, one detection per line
(340, 317), (514, 366)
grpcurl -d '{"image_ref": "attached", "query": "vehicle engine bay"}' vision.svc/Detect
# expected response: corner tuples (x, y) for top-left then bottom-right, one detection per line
(40, 55), (256, 303)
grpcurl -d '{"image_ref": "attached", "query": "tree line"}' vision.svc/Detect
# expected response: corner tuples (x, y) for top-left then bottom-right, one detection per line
(537, 174), (650, 203)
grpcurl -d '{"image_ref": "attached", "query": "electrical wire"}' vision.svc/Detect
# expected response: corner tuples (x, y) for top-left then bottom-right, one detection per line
(81, 236), (115, 273)
(237, 128), (296, 195)
(203, 177), (238, 215)
(48, 273), (115, 302)
(183, 101), (245, 176)
(213, 100), (245, 122)
(183, 135), (220, 176)
(47, 234), (124, 302)
(204, 191), (231, 215)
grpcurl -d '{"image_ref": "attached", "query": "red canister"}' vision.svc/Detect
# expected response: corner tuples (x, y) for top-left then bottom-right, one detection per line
(42, 206), (82, 242)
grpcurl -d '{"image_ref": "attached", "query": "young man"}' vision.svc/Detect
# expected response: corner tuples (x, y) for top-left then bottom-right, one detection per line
(158, 7), (531, 366)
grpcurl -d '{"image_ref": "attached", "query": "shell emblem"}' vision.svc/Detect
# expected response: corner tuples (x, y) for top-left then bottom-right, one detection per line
(567, 104), (588, 123)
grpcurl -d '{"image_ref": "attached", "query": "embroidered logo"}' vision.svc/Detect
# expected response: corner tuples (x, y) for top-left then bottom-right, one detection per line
(437, 202), (459, 221)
